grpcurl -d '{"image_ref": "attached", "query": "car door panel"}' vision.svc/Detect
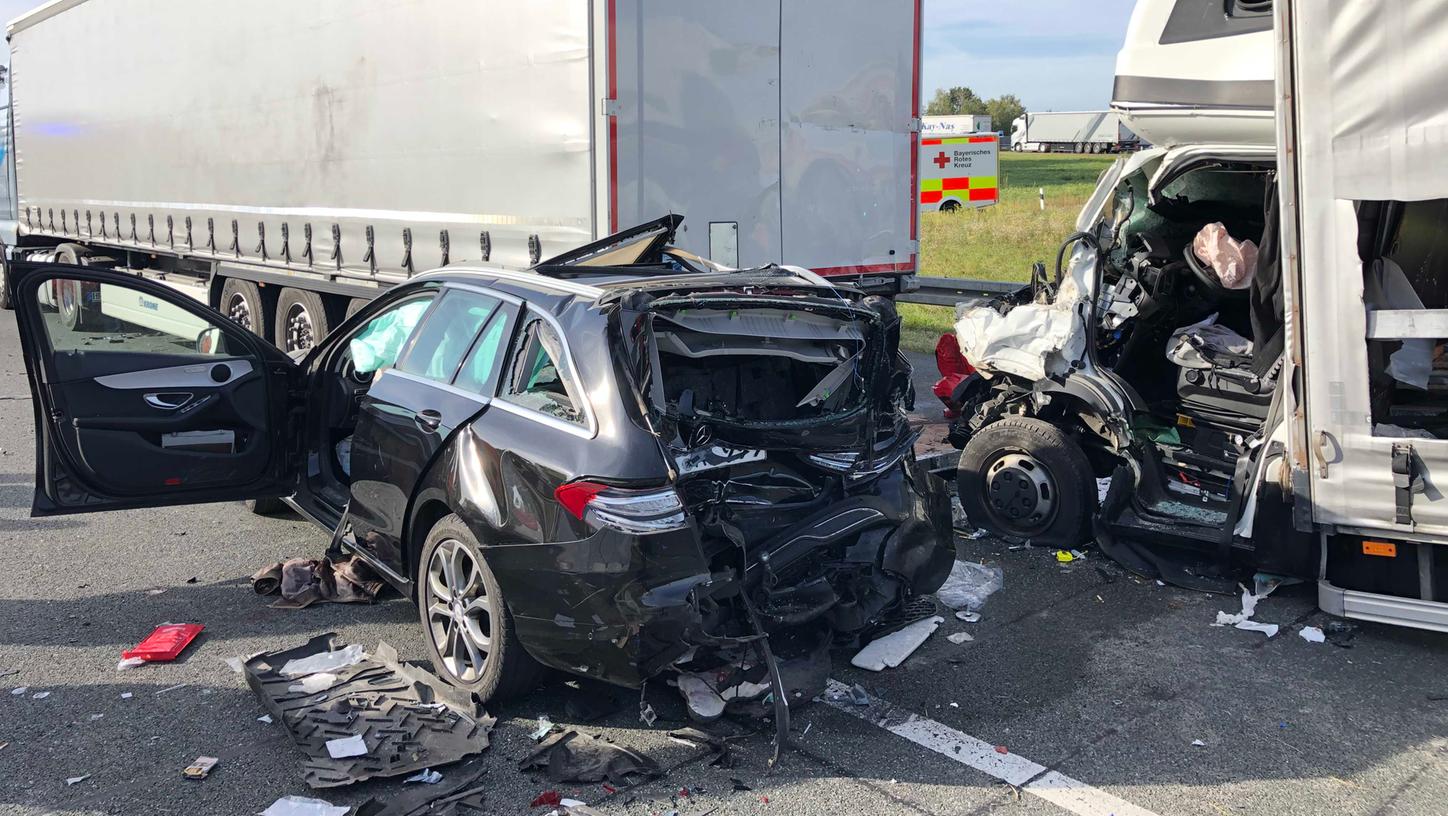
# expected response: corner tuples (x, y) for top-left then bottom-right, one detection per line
(9, 263), (299, 515)
(346, 289), (515, 578)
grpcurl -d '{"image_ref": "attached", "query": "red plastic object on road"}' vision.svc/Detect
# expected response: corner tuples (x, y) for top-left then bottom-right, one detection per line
(122, 623), (205, 662)
(933, 333), (976, 420)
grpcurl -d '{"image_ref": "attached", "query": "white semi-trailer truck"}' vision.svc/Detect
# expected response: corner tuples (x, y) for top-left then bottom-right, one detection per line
(0, 0), (923, 352)
(1010, 111), (1141, 154)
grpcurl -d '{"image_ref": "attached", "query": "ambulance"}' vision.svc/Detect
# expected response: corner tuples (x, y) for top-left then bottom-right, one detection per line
(919, 135), (1000, 213)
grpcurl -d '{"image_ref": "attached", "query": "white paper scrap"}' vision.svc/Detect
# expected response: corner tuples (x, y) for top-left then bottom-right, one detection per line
(324, 734), (367, 759)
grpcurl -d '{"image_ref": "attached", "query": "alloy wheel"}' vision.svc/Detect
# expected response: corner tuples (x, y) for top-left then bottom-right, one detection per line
(424, 539), (494, 684)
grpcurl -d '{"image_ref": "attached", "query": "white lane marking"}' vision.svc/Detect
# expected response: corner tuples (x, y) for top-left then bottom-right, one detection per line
(822, 679), (1162, 816)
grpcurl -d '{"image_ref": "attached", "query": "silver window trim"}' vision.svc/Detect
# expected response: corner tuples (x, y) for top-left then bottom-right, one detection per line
(378, 368), (491, 405)
(96, 359), (254, 389)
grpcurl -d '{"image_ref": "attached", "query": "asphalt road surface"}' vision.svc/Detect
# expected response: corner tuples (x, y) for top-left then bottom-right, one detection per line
(1, 307), (1446, 816)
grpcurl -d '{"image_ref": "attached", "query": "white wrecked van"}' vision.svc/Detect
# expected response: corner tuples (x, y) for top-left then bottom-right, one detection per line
(942, 2), (1448, 631)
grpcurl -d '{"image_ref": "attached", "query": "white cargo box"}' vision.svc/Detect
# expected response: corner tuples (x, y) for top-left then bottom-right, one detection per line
(9, 0), (921, 280)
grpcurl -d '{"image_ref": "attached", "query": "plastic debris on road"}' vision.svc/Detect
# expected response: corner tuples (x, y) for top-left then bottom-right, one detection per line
(288, 673), (339, 695)
(1299, 626), (1326, 644)
(935, 561), (1003, 612)
(1191, 739), (1206, 747)
(403, 768), (443, 784)
(258, 714), (273, 724)
(65, 775), (90, 786)
(1213, 583), (1281, 638)
(677, 673), (726, 721)
(261, 795), (350, 816)
(850, 616), (943, 671)
(244, 634), (496, 789)
(182, 756), (219, 780)
(278, 643), (365, 678)
(520, 730), (662, 786)
(530, 715), (556, 740)
(956, 610), (982, 623)
(9, 687), (26, 696)
(325, 734), (368, 760)
(31, 691), (50, 700)
(947, 632), (974, 644)
(116, 657), (146, 671)
(531, 791), (563, 808)
(224, 656), (246, 673)
(1056, 550), (1075, 563)
(122, 623), (204, 662)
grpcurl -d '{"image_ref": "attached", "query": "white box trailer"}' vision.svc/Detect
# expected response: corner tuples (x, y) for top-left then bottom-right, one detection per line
(2, 0), (923, 351)
(1010, 111), (1139, 154)
(922, 114), (994, 138)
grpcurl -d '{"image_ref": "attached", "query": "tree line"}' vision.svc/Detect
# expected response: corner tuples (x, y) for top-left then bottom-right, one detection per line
(926, 87), (1025, 134)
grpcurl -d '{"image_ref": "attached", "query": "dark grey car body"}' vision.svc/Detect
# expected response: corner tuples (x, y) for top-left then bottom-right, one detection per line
(7, 218), (954, 693)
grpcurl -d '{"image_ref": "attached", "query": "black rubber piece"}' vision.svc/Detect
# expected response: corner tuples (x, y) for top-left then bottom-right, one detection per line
(244, 497), (289, 516)
(957, 417), (1096, 549)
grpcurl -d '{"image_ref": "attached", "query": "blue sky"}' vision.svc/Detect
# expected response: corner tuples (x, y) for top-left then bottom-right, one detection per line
(923, 0), (1138, 112)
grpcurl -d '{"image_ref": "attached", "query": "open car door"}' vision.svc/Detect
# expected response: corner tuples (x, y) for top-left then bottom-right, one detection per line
(6, 262), (301, 516)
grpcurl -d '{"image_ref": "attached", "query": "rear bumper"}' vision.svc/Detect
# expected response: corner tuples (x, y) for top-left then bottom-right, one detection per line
(1318, 580), (1448, 634)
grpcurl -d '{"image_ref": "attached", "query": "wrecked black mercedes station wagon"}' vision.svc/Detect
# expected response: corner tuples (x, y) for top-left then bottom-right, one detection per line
(8, 216), (954, 713)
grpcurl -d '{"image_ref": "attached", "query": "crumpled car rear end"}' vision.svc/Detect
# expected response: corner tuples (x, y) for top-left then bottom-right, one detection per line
(499, 278), (955, 705)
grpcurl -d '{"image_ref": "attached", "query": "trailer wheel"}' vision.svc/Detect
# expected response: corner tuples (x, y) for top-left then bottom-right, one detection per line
(276, 287), (331, 353)
(1073, 142), (1084, 154)
(55, 245), (101, 330)
(957, 417), (1095, 547)
(220, 278), (270, 337)
(344, 297), (370, 321)
(0, 258), (10, 310)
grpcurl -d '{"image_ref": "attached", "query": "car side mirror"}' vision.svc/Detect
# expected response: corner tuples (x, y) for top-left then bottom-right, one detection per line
(195, 326), (226, 355)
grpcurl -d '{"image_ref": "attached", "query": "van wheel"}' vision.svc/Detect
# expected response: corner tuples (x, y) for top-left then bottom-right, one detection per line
(958, 417), (1095, 547)
(220, 279), (269, 337)
(276, 288), (330, 353)
(418, 514), (544, 701)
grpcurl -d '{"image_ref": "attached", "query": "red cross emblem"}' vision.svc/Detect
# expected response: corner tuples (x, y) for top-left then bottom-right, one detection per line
(933, 151), (950, 169)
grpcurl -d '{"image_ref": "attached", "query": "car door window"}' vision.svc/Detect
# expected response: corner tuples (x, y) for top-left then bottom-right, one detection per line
(396, 290), (501, 383)
(349, 295), (436, 375)
(36, 277), (234, 357)
(453, 306), (514, 396)
(502, 314), (585, 425)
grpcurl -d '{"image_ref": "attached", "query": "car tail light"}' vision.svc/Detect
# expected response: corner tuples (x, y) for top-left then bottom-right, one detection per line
(935, 333), (974, 378)
(554, 481), (688, 534)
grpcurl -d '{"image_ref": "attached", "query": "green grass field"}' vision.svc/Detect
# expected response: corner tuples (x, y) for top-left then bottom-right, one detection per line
(901, 152), (1116, 351)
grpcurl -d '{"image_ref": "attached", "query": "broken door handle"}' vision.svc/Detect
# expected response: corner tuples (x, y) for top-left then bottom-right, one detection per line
(415, 409), (443, 431)
(144, 392), (194, 410)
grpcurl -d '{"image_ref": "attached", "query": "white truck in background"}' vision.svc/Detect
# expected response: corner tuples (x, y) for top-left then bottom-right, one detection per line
(1010, 111), (1141, 154)
(0, 0), (924, 351)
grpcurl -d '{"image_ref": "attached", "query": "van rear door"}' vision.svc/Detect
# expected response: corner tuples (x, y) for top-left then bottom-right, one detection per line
(608, 0), (919, 279)
(1281, 3), (1448, 540)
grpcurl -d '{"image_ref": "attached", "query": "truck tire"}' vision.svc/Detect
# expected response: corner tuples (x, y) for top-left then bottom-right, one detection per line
(55, 245), (101, 330)
(957, 417), (1095, 548)
(219, 278), (270, 338)
(0, 258), (11, 310)
(344, 297), (370, 321)
(418, 513), (545, 700)
(275, 287), (331, 353)
(1074, 142), (1084, 154)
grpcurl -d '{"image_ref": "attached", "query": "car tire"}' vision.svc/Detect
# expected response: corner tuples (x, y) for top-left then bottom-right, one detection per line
(417, 514), (544, 701)
(245, 497), (289, 516)
(220, 278), (270, 338)
(275, 287), (330, 354)
(957, 417), (1095, 548)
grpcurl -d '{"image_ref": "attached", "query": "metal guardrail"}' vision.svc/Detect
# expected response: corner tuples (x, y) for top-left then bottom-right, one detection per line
(897, 276), (1025, 307)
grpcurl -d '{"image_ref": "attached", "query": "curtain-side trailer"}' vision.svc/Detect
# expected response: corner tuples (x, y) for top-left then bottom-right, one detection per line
(0, 0), (922, 352)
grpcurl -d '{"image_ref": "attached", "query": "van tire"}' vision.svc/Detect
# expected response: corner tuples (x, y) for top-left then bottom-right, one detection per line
(957, 417), (1095, 548)
(275, 287), (330, 353)
(417, 514), (545, 701)
(220, 278), (270, 338)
